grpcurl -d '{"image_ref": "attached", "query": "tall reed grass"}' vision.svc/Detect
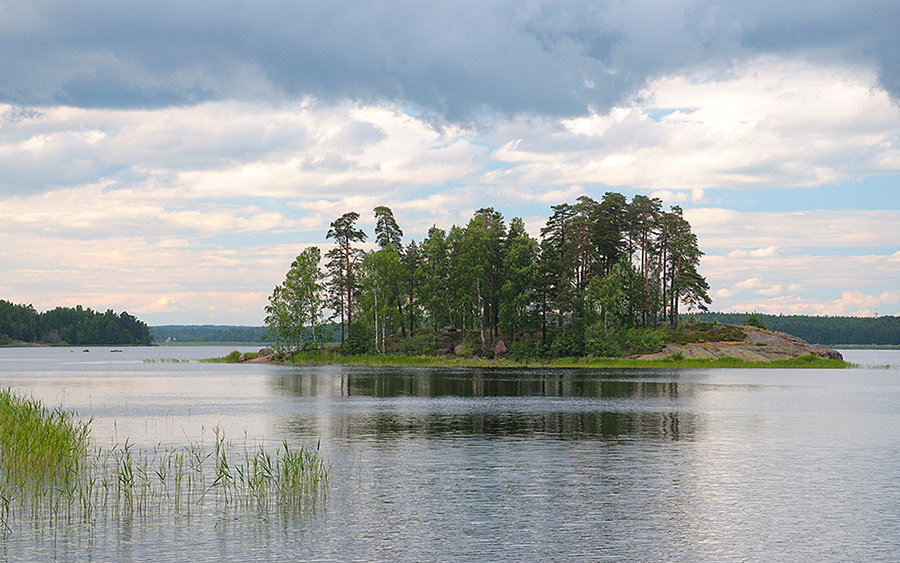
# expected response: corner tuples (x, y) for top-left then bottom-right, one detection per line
(0, 389), (328, 532)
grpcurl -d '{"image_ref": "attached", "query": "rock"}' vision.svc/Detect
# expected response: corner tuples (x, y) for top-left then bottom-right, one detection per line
(258, 347), (274, 357)
(238, 353), (247, 362)
(453, 344), (466, 356)
(493, 339), (508, 356)
(635, 326), (843, 362)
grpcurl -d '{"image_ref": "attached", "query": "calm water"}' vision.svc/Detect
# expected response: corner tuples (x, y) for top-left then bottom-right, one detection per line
(1, 346), (899, 562)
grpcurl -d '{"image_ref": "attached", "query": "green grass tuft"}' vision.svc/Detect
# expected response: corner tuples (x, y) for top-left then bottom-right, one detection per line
(0, 390), (328, 529)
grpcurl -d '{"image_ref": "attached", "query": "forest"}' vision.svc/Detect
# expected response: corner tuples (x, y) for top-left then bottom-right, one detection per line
(0, 301), (152, 346)
(694, 312), (900, 346)
(265, 193), (711, 358)
(150, 325), (268, 344)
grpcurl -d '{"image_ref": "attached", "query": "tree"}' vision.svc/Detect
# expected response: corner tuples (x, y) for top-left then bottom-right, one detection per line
(265, 247), (325, 353)
(592, 192), (628, 275)
(663, 207), (711, 328)
(326, 212), (367, 343)
(373, 206), (404, 251)
(418, 226), (452, 331)
(401, 240), (423, 333)
(459, 208), (506, 346)
(626, 195), (663, 326)
(358, 247), (405, 353)
(499, 217), (539, 341)
(373, 206), (409, 336)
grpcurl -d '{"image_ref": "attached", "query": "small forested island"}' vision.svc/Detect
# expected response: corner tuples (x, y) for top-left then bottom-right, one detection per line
(0, 301), (152, 346)
(259, 194), (845, 367)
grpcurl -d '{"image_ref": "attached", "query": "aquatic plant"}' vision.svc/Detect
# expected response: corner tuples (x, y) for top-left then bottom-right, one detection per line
(0, 389), (91, 517)
(0, 389), (329, 531)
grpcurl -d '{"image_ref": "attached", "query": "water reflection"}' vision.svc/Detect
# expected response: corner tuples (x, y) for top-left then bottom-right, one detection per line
(269, 365), (687, 399)
(268, 365), (698, 442)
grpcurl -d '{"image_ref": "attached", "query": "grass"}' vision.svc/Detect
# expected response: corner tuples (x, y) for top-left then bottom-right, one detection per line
(0, 389), (329, 531)
(0, 389), (91, 528)
(250, 350), (847, 369)
(201, 350), (260, 363)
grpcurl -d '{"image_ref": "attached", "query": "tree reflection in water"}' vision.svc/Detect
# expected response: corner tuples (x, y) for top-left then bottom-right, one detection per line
(269, 365), (698, 442)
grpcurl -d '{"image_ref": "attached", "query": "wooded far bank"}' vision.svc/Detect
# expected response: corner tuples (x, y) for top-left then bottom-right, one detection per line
(0, 301), (151, 346)
(152, 314), (900, 348)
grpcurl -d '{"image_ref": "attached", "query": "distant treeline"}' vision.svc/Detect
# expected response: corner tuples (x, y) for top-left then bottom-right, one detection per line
(0, 300), (152, 346)
(693, 312), (900, 346)
(150, 324), (341, 344)
(150, 325), (268, 343)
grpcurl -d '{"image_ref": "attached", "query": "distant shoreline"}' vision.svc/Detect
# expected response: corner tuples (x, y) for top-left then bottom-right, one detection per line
(208, 350), (848, 369)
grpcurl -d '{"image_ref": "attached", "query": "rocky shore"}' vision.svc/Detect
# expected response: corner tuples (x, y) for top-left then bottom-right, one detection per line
(635, 325), (844, 362)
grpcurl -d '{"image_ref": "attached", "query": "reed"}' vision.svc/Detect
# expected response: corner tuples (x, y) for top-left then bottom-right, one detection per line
(0, 389), (329, 531)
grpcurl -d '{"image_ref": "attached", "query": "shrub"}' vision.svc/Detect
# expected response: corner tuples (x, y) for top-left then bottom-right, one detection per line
(392, 332), (438, 356)
(744, 312), (766, 329)
(507, 338), (547, 361)
(620, 327), (667, 354)
(548, 326), (585, 358)
(343, 324), (374, 355)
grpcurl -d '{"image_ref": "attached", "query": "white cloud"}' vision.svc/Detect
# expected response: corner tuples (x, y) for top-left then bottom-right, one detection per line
(2, 57), (900, 323)
(481, 58), (900, 192)
(687, 209), (900, 250)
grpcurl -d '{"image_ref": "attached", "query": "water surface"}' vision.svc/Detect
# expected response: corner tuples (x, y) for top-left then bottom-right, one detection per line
(1, 346), (899, 562)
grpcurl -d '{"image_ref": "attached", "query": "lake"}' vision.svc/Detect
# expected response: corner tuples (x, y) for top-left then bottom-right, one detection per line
(1, 346), (899, 562)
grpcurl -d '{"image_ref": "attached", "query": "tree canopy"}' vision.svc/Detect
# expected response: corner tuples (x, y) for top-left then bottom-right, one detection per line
(0, 301), (151, 346)
(268, 194), (713, 359)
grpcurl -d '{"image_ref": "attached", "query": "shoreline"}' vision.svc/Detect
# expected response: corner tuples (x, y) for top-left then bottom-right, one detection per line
(215, 351), (848, 369)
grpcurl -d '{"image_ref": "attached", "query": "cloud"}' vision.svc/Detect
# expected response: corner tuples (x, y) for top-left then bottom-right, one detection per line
(702, 248), (900, 316)
(727, 246), (779, 258)
(484, 58), (900, 192)
(722, 290), (900, 317)
(687, 208), (900, 250)
(0, 100), (488, 198)
(3, 1), (900, 119)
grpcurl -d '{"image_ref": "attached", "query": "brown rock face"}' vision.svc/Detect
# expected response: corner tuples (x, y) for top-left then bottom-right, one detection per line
(637, 326), (843, 362)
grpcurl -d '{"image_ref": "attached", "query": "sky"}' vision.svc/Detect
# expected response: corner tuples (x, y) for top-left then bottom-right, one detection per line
(1, 0), (899, 326)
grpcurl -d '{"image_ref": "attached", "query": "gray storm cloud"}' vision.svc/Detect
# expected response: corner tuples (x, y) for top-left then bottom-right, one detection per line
(1, 0), (899, 118)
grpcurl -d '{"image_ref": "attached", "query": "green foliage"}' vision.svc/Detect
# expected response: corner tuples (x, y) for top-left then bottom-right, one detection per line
(358, 246), (406, 354)
(506, 337), (547, 361)
(265, 247), (326, 354)
(694, 312), (900, 346)
(744, 312), (766, 329)
(343, 323), (374, 355)
(303, 193), (713, 360)
(670, 322), (744, 344)
(326, 211), (368, 343)
(150, 325), (267, 343)
(0, 300), (151, 345)
(585, 325), (667, 357)
(390, 332), (437, 356)
(0, 389), (90, 502)
(0, 390), (329, 526)
(549, 325), (586, 358)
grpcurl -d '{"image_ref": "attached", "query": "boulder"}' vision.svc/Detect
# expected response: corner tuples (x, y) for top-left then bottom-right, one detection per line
(258, 347), (274, 358)
(493, 339), (508, 356)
